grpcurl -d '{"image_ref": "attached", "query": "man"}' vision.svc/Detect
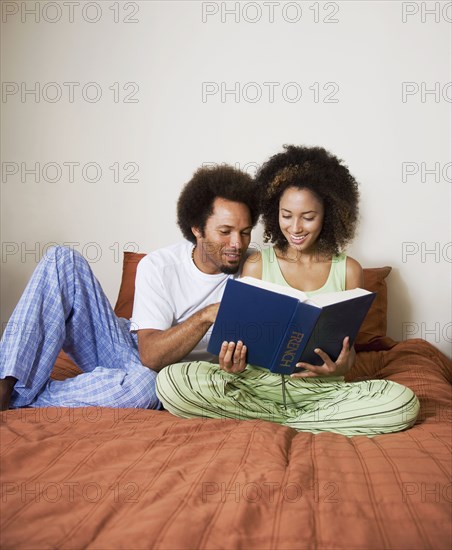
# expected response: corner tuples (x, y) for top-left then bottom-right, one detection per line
(0, 165), (259, 410)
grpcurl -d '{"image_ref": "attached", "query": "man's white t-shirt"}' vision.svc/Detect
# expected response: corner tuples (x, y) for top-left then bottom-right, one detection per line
(131, 240), (235, 362)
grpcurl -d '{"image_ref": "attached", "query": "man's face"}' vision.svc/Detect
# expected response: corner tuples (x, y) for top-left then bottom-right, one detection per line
(192, 198), (253, 275)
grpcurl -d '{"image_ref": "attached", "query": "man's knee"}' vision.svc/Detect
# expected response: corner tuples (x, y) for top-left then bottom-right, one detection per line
(38, 246), (91, 278)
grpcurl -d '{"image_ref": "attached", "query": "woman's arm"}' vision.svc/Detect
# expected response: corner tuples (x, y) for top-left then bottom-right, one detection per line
(345, 256), (364, 289)
(241, 251), (263, 279)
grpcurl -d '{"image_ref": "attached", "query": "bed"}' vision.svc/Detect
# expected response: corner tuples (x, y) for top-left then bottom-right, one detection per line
(1, 253), (450, 550)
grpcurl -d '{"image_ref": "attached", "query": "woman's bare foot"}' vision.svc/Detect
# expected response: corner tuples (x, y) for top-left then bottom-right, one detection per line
(0, 377), (17, 410)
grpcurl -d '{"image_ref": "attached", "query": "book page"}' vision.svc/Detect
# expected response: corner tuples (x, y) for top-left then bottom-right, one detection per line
(239, 276), (309, 302)
(309, 287), (371, 307)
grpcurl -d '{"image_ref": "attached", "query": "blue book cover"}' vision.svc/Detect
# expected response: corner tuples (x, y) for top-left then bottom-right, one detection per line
(207, 277), (376, 374)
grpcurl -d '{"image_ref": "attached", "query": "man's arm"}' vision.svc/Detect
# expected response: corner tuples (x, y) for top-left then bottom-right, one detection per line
(137, 303), (219, 372)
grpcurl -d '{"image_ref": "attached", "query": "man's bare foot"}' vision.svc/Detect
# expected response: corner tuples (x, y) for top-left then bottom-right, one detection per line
(0, 377), (17, 410)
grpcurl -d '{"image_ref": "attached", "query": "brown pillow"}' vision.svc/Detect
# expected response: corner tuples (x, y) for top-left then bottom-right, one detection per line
(355, 266), (397, 352)
(114, 252), (147, 319)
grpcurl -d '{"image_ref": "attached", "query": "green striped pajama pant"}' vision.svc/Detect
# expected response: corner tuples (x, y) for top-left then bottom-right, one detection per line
(156, 363), (420, 437)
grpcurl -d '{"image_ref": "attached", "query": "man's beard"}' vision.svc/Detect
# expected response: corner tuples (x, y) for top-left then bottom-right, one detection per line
(220, 263), (240, 275)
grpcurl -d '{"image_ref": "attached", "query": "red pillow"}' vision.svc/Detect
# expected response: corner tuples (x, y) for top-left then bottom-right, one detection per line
(354, 266), (397, 352)
(114, 252), (146, 319)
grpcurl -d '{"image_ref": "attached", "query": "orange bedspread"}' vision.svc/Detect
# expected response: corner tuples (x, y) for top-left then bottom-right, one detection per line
(1, 339), (451, 550)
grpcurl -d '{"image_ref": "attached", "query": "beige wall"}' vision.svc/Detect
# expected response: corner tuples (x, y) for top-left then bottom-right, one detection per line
(1, 0), (451, 357)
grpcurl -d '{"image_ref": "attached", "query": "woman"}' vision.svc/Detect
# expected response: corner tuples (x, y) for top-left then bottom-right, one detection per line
(239, 145), (362, 379)
(156, 146), (420, 436)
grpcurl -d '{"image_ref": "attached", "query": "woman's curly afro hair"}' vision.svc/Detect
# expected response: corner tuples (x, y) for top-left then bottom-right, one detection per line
(256, 145), (360, 256)
(177, 164), (260, 244)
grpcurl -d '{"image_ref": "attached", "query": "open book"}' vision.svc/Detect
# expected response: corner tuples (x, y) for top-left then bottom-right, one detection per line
(207, 277), (376, 374)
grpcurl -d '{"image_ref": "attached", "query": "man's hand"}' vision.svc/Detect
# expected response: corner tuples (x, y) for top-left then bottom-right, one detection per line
(137, 302), (221, 372)
(202, 303), (220, 324)
(290, 337), (354, 378)
(219, 340), (247, 373)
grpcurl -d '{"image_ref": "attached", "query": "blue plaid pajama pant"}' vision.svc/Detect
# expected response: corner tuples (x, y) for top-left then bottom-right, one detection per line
(0, 246), (159, 409)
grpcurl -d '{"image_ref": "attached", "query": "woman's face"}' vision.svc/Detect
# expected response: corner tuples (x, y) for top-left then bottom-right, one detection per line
(278, 187), (324, 252)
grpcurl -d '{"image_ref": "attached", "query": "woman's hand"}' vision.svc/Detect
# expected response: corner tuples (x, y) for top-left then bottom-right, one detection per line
(219, 340), (247, 374)
(290, 337), (354, 378)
